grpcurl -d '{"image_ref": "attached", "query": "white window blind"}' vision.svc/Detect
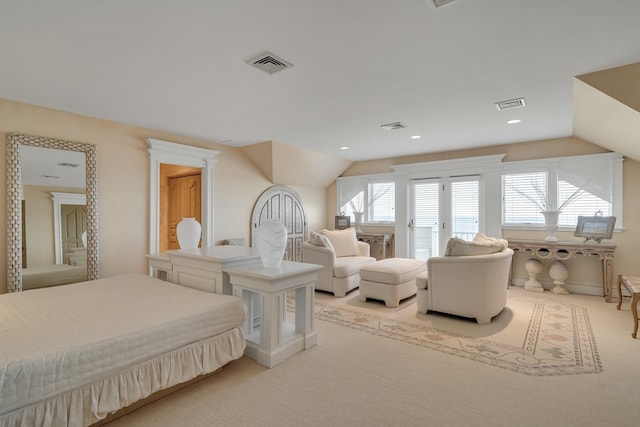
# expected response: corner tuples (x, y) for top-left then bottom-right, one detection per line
(369, 181), (395, 222)
(338, 178), (395, 224)
(502, 172), (547, 225)
(502, 154), (620, 228)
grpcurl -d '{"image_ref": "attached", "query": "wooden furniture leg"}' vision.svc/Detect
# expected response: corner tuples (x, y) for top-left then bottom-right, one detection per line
(617, 275), (640, 339)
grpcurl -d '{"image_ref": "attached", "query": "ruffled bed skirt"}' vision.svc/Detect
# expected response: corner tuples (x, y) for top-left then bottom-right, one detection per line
(0, 327), (245, 427)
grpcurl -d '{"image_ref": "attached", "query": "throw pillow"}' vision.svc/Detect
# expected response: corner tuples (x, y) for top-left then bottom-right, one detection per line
(309, 231), (335, 252)
(321, 228), (359, 257)
(309, 231), (324, 246)
(472, 232), (509, 250)
(444, 237), (506, 257)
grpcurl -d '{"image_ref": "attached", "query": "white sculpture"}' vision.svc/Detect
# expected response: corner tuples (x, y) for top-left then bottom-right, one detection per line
(549, 260), (570, 295)
(256, 220), (287, 268)
(524, 258), (544, 292)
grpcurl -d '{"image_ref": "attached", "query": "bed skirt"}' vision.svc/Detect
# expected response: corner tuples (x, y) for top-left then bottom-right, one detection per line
(0, 327), (245, 427)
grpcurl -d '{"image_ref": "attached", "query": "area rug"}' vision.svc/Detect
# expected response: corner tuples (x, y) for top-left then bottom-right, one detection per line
(310, 289), (602, 376)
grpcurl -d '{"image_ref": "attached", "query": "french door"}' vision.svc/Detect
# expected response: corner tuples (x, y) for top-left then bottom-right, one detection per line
(409, 176), (480, 260)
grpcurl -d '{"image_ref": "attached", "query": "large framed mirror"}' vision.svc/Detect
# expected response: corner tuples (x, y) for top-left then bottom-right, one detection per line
(6, 133), (98, 292)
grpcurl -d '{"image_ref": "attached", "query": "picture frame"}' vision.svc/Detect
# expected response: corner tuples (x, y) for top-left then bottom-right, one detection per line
(335, 215), (351, 230)
(574, 215), (616, 243)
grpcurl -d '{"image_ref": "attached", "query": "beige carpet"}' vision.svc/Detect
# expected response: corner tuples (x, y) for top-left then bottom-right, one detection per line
(106, 287), (640, 427)
(311, 289), (601, 376)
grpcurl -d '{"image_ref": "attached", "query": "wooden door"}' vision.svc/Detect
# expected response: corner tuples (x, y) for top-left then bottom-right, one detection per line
(168, 174), (202, 249)
(61, 204), (87, 264)
(251, 185), (307, 262)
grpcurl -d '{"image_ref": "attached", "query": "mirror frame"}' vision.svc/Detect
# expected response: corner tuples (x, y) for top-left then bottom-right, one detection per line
(6, 133), (99, 292)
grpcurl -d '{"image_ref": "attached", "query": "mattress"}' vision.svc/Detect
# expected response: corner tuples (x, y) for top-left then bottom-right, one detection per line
(0, 274), (246, 426)
(22, 264), (88, 289)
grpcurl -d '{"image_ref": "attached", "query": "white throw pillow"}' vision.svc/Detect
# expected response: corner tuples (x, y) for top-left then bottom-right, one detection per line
(310, 231), (335, 251)
(321, 228), (359, 257)
(472, 232), (509, 250)
(444, 237), (505, 257)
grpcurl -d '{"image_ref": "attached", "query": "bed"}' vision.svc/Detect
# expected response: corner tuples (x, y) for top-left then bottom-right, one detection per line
(22, 264), (89, 290)
(0, 273), (246, 427)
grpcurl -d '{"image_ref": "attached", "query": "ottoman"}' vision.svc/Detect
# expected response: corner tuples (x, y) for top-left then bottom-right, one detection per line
(359, 258), (427, 307)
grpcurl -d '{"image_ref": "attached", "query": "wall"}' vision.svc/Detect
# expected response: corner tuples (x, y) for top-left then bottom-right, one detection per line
(0, 98), (327, 293)
(331, 137), (640, 296)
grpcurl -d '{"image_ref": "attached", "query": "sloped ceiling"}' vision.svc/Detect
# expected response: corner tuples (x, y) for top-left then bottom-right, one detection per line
(574, 62), (640, 161)
(240, 141), (352, 187)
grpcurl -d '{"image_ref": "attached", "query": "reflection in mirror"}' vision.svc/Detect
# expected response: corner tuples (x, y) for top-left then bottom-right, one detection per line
(6, 134), (98, 292)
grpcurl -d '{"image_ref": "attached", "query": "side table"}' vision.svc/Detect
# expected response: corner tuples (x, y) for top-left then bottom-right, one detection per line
(225, 261), (322, 368)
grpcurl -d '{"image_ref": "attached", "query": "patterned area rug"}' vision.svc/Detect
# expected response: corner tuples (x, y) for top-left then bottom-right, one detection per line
(310, 290), (602, 376)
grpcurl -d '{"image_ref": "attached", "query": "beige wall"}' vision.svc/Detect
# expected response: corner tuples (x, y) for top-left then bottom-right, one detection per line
(3, 97), (638, 296)
(0, 98), (327, 293)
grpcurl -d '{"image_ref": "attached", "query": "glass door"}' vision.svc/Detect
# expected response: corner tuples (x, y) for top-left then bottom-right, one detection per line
(410, 176), (479, 260)
(410, 179), (440, 261)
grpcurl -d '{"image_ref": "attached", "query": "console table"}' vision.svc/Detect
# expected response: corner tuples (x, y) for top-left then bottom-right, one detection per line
(508, 239), (616, 302)
(225, 261), (322, 368)
(357, 233), (393, 260)
(147, 246), (261, 294)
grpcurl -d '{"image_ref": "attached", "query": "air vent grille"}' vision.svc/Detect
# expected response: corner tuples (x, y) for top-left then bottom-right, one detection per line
(495, 97), (526, 111)
(381, 122), (408, 131)
(247, 52), (294, 74)
(432, 0), (457, 8)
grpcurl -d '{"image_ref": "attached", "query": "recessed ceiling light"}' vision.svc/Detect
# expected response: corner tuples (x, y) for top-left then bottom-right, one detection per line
(410, 135), (421, 139)
(507, 119), (521, 124)
(340, 146), (349, 150)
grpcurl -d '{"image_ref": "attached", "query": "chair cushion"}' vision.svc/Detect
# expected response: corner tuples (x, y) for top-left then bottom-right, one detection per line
(360, 258), (426, 285)
(333, 256), (377, 278)
(322, 228), (359, 257)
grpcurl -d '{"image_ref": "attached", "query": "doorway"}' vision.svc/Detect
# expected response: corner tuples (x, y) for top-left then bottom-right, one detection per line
(409, 176), (480, 260)
(160, 164), (202, 252)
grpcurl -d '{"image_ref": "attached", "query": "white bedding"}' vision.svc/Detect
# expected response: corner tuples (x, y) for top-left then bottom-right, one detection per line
(0, 274), (246, 426)
(22, 264), (88, 289)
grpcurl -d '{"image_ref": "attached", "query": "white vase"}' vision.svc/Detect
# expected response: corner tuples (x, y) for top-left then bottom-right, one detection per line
(176, 217), (201, 249)
(256, 220), (287, 268)
(541, 210), (560, 242)
(353, 212), (364, 233)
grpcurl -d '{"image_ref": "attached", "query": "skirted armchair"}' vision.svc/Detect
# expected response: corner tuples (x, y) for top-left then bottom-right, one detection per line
(301, 228), (376, 297)
(416, 233), (514, 324)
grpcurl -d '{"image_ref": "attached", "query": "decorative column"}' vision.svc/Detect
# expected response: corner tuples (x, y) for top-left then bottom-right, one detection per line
(549, 260), (570, 294)
(524, 258), (544, 292)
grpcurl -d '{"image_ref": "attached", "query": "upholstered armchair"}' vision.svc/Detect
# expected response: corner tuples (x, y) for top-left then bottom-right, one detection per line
(416, 234), (514, 324)
(301, 228), (377, 297)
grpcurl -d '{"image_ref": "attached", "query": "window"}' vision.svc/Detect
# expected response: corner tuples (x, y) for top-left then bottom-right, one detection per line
(502, 153), (622, 229)
(369, 182), (395, 222)
(502, 171), (547, 225)
(451, 178), (479, 240)
(338, 177), (395, 224)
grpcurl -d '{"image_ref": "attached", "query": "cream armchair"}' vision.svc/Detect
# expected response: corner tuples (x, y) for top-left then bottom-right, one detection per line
(416, 235), (513, 324)
(301, 228), (376, 297)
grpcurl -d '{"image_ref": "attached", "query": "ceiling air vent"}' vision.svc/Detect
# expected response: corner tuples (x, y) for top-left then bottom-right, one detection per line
(432, 0), (457, 8)
(381, 122), (408, 131)
(495, 97), (526, 111)
(247, 52), (293, 75)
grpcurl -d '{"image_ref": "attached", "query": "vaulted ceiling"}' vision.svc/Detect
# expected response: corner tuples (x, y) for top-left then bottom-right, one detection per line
(1, 0), (639, 162)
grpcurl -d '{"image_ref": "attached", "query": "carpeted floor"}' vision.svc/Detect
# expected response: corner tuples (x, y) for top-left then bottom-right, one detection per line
(106, 287), (640, 427)
(311, 289), (601, 376)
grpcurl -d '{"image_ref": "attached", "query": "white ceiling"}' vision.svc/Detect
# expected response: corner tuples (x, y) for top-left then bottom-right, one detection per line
(1, 0), (639, 162)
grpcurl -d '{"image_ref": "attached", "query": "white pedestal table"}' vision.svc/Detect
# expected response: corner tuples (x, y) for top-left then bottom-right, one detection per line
(225, 260), (322, 368)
